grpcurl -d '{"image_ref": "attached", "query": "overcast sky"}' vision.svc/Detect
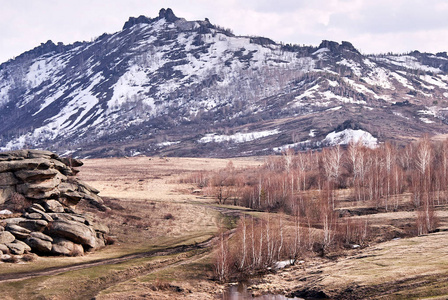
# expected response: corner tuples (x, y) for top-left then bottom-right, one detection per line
(1, 0), (448, 63)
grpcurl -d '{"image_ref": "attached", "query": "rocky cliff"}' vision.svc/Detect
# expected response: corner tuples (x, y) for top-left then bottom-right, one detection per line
(0, 150), (109, 259)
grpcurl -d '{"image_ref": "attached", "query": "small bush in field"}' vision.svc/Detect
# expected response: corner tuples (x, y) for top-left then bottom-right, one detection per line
(105, 236), (116, 245)
(2, 255), (19, 263)
(22, 253), (37, 262)
(153, 279), (172, 291)
(163, 213), (175, 220)
(70, 246), (84, 257)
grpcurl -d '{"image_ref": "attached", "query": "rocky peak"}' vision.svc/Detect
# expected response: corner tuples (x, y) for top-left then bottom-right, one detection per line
(317, 40), (360, 54)
(340, 41), (360, 54)
(122, 8), (179, 30)
(158, 8), (179, 22)
(122, 15), (153, 30)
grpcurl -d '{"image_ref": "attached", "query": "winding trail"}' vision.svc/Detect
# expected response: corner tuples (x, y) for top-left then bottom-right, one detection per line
(0, 205), (246, 284)
(0, 237), (214, 283)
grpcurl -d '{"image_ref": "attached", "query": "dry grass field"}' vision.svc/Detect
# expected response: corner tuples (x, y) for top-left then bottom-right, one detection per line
(2, 155), (448, 299)
(0, 156), (260, 299)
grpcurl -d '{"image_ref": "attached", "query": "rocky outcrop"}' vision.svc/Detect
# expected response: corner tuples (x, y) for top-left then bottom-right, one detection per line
(0, 150), (105, 209)
(0, 150), (110, 259)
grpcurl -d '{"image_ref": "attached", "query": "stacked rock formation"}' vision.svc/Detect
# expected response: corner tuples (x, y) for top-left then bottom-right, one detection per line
(0, 150), (109, 257)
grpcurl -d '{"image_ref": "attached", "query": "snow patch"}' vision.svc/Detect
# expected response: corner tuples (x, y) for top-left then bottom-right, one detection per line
(393, 111), (410, 120)
(390, 72), (414, 90)
(417, 109), (436, 116)
(420, 75), (448, 89)
(338, 59), (362, 77)
(199, 129), (280, 144)
(322, 90), (366, 104)
(157, 141), (181, 147)
(363, 68), (393, 89)
(273, 140), (311, 152)
(420, 117), (434, 124)
(312, 48), (329, 55)
(327, 80), (339, 87)
(60, 150), (76, 157)
(323, 129), (377, 147)
(327, 106), (342, 111)
(372, 55), (441, 73)
(275, 260), (292, 269)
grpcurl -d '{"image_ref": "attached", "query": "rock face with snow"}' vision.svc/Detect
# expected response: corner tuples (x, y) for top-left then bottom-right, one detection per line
(0, 150), (109, 258)
(1, 8), (448, 157)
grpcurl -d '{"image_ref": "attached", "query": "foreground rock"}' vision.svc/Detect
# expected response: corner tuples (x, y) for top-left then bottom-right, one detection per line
(0, 150), (106, 210)
(0, 150), (110, 259)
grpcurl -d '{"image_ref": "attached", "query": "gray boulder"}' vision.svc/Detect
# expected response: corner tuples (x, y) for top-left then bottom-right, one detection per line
(2, 217), (27, 225)
(14, 240), (32, 252)
(0, 209), (12, 216)
(29, 203), (46, 212)
(43, 199), (65, 213)
(14, 169), (61, 181)
(5, 224), (31, 239)
(25, 232), (53, 253)
(48, 220), (97, 249)
(30, 231), (53, 242)
(49, 213), (88, 224)
(26, 150), (58, 160)
(0, 231), (15, 244)
(0, 172), (18, 185)
(0, 158), (52, 173)
(0, 186), (15, 205)
(27, 207), (54, 222)
(18, 219), (48, 232)
(23, 212), (43, 220)
(92, 221), (109, 234)
(60, 157), (83, 168)
(6, 242), (26, 255)
(61, 191), (83, 205)
(51, 237), (84, 256)
(0, 243), (9, 253)
(0, 150), (109, 257)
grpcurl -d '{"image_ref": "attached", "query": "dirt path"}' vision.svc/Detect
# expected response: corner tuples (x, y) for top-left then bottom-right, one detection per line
(0, 205), (244, 285)
(0, 235), (219, 284)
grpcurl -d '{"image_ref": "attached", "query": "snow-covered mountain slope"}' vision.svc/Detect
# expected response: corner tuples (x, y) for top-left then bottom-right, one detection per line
(1, 8), (448, 158)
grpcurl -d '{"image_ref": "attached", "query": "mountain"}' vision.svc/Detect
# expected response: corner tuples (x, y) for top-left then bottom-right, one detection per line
(1, 8), (448, 158)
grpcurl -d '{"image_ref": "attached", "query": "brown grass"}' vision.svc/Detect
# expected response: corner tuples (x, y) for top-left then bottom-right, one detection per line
(77, 156), (261, 202)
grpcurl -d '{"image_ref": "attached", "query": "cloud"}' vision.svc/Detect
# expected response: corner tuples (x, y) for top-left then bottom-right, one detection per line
(329, 0), (448, 34)
(0, 0), (447, 62)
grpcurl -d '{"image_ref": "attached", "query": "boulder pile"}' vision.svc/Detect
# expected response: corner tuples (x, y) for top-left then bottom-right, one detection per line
(0, 150), (109, 258)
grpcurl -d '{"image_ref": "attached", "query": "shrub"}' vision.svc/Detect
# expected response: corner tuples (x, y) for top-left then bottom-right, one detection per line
(69, 246), (84, 257)
(2, 255), (19, 263)
(22, 253), (37, 262)
(105, 236), (116, 245)
(163, 213), (175, 220)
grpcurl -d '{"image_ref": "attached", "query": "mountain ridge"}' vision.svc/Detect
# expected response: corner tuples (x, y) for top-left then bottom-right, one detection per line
(1, 8), (448, 158)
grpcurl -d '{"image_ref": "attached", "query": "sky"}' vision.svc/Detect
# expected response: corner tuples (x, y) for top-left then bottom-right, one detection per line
(1, 0), (448, 63)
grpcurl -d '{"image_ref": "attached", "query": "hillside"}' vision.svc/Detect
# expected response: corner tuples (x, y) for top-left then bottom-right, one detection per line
(1, 8), (448, 157)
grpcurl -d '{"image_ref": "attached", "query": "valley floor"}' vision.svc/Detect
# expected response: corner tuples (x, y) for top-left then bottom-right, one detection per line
(1, 156), (448, 299)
